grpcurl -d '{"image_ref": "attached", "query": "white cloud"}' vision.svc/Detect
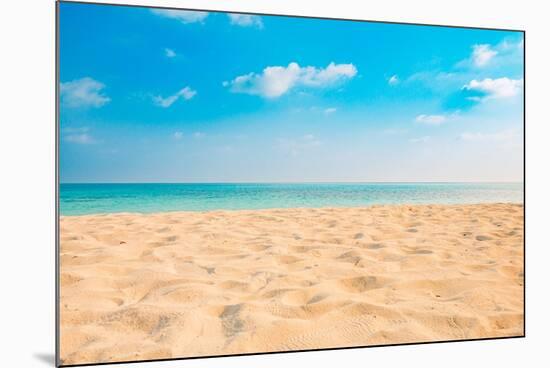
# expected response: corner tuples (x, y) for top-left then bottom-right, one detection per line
(463, 77), (523, 101)
(63, 128), (96, 144)
(405, 70), (461, 93)
(64, 133), (95, 144)
(409, 136), (431, 143)
(151, 9), (208, 23)
(460, 129), (520, 142)
(517, 39), (524, 50)
(173, 131), (183, 140)
(472, 44), (498, 67)
(224, 62), (357, 98)
(62, 126), (89, 133)
(496, 38), (524, 53)
(518, 39), (524, 49)
(415, 114), (447, 126)
(228, 14), (263, 28)
(457, 39), (522, 70)
(277, 134), (322, 156)
(60, 77), (110, 108)
(153, 86), (196, 107)
(388, 75), (399, 85)
(324, 107), (337, 114)
(302, 62), (358, 86)
(193, 132), (205, 138)
(164, 48), (176, 58)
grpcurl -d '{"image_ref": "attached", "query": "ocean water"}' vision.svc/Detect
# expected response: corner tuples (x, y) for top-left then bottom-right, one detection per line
(59, 183), (523, 216)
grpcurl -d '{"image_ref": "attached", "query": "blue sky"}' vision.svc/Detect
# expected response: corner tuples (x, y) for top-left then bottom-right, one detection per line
(59, 2), (524, 183)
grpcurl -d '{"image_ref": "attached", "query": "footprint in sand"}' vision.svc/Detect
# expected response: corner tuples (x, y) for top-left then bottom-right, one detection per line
(306, 293), (328, 304)
(354, 233), (364, 239)
(339, 276), (387, 293)
(365, 243), (385, 250)
(336, 251), (362, 265)
(476, 235), (493, 241)
(411, 249), (433, 255)
(220, 304), (245, 340)
(200, 266), (216, 275)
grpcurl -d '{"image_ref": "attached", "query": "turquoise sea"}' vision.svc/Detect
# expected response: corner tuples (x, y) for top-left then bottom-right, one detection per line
(59, 183), (523, 216)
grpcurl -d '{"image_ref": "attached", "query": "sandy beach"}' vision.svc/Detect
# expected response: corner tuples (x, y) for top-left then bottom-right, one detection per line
(59, 203), (524, 365)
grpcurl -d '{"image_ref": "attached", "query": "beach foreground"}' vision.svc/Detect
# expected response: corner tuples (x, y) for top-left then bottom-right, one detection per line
(60, 203), (524, 365)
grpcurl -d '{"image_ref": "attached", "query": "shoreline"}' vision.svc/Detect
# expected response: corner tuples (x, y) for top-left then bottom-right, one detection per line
(59, 201), (524, 218)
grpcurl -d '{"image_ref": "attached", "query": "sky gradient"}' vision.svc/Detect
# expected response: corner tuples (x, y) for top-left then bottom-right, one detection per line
(59, 2), (524, 183)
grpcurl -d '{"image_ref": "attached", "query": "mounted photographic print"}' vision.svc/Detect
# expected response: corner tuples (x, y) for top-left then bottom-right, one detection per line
(57, 1), (525, 366)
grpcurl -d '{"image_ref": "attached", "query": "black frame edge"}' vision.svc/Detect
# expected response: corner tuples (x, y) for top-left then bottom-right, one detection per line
(55, 1), (61, 367)
(522, 29), (526, 338)
(59, 335), (525, 368)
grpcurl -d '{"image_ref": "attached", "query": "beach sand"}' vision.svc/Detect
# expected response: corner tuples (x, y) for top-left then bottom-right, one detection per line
(59, 203), (524, 365)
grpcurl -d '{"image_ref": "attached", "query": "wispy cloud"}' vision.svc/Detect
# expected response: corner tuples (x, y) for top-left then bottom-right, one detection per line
(409, 136), (431, 143)
(408, 36), (523, 109)
(471, 44), (498, 67)
(223, 62), (357, 98)
(324, 107), (337, 115)
(463, 77), (523, 101)
(388, 75), (399, 85)
(415, 114), (447, 126)
(65, 134), (95, 144)
(164, 48), (176, 58)
(153, 86), (197, 108)
(60, 77), (110, 108)
(277, 134), (322, 156)
(62, 127), (96, 144)
(228, 14), (263, 28)
(457, 38), (522, 70)
(150, 9), (208, 24)
(405, 70), (460, 93)
(193, 132), (205, 138)
(173, 131), (183, 140)
(460, 129), (520, 142)
(498, 38), (524, 53)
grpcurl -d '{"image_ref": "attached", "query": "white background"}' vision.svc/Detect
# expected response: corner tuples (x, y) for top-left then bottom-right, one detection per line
(1, 0), (548, 367)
